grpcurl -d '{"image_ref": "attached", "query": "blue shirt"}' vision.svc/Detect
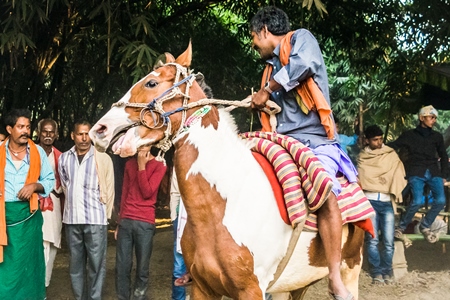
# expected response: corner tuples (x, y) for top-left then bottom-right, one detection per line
(4, 142), (55, 202)
(267, 29), (337, 148)
(59, 146), (107, 225)
(337, 134), (358, 154)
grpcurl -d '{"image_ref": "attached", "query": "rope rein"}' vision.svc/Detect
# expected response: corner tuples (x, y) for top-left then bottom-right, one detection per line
(110, 62), (281, 162)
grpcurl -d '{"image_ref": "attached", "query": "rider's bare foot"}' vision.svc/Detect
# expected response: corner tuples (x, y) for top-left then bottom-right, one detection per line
(328, 278), (354, 300)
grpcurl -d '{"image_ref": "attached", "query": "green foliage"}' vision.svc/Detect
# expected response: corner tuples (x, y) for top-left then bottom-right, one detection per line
(0, 0), (449, 146)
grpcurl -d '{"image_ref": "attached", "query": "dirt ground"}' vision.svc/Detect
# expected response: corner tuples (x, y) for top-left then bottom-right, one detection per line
(47, 210), (450, 300)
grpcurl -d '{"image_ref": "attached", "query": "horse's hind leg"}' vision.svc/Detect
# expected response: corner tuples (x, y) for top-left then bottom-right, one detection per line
(191, 283), (262, 300)
(340, 224), (365, 300)
(269, 292), (291, 300)
(234, 286), (264, 299)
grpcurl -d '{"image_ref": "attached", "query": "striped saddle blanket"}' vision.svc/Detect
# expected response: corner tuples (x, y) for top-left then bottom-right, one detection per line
(240, 131), (374, 232)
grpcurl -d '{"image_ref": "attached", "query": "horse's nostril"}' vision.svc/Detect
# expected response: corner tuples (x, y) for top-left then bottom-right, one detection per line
(96, 125), (107, 134)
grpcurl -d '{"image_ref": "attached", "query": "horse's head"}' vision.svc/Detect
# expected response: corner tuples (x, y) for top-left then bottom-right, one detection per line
(90, 42), (209, 157)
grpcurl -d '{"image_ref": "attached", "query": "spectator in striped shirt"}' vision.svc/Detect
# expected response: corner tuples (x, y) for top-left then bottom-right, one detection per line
(58, 120), (114, 300)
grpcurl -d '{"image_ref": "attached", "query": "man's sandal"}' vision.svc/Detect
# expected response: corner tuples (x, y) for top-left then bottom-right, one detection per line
(394, 228), (412, 248)
(420, 227), (438, 244)
(394, 228), (404, 240)
(383, 274), (394, 285)
(371, 275), (385, 286)
(403, 236), (413, 248)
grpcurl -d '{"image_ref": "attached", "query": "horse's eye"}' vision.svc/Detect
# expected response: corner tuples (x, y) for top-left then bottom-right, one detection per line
(145, 79), (158, 88)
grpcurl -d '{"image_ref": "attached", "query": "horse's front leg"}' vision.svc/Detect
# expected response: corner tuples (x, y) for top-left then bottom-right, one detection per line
(190, 282), (222, 300)
(234, 287), (264, 300)
(190, 278), (264, 300)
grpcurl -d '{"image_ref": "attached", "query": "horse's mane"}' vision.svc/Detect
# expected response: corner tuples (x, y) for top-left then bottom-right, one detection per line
(153, 54), (213, 99)
(194, 72), (213, 99)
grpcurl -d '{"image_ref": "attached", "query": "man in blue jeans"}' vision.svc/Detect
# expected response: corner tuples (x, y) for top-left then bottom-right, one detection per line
(170, 170), (189, 300)
(389, 105), (448, 243)
(358, 125), (407, 285)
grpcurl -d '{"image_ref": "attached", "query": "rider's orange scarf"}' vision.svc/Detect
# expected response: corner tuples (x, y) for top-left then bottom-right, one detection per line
(0, 138), (41, 263)
(260, 31), (335, 140)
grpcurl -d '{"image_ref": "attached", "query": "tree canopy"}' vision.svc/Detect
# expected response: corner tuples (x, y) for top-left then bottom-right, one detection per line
(1, 0), (449, 147)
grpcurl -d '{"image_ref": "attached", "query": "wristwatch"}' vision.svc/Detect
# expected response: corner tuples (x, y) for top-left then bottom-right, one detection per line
(264, 81), (274, 94)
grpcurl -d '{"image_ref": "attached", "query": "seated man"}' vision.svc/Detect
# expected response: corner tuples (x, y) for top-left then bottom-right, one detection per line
(389, 105), (448, 243)
(358, 125), (407, 285)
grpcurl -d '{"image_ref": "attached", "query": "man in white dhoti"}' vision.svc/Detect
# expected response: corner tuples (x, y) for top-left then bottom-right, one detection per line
(36, 118), (63, 287)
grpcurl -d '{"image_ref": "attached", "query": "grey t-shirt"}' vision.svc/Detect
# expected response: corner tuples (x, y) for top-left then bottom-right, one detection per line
(267, 29), (337, 148)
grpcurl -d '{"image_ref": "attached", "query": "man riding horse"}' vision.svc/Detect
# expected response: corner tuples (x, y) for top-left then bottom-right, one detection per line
(250, 6), (359, 300)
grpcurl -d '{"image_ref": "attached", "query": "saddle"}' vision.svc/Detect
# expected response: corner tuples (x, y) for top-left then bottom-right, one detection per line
(241, 131), (374, 236)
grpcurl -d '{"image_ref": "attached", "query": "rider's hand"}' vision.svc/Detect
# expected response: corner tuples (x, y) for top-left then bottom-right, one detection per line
(251, 89), (270, 110)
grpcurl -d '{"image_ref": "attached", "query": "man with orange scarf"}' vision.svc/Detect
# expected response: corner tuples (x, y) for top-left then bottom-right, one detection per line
(250, 7), (358, 300)
(0, 108), (55, 299)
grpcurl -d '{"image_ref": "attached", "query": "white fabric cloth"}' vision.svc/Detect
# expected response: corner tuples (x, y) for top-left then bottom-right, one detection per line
(42, 150), (62, 248)
(43, 240), (58, 287)
(364, 191), (391, 202)
(169, 169), (180, 222)
(176, 199), (187, 254)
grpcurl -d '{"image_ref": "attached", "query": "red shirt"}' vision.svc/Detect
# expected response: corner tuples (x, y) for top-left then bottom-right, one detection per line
(119, 157), (167, 224)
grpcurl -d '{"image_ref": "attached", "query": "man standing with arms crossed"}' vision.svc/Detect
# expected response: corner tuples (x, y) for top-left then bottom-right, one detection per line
(0, 108), (55, 299)
(358, 125), (406, 285)
(250, 6), (360, 299)
(36, 118), (63, 287)
(390, 105), (448, 243)
(59, 120), (114, 300)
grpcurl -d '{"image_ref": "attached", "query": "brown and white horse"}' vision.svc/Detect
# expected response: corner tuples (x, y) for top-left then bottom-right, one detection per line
(90, 44), (364, 300)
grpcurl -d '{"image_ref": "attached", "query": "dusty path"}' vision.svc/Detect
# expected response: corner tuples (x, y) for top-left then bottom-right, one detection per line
(47, 214), (450, 300)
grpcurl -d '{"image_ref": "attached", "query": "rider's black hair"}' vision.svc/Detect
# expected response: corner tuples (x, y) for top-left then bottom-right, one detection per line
(250, 6), (290, 36)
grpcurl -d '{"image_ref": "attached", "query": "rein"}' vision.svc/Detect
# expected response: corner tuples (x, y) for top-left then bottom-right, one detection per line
(110, 62), (281, 162)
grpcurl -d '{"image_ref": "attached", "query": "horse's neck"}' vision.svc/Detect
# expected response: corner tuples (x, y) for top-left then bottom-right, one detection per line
(173, 108), (255, 212)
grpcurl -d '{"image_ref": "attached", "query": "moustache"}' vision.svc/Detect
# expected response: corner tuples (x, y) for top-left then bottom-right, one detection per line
(20, 134), (30, 139)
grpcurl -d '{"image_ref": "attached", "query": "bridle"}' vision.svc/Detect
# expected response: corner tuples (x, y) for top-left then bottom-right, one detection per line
(110, 62), (197, 155)
(108, 62), (282, 162)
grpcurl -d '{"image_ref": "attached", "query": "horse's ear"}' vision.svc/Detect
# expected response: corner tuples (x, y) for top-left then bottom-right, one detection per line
(175, 40), (192, 68)
(153, 52), (176, 70)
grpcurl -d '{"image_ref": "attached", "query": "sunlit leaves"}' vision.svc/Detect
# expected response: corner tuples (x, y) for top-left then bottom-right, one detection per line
(299, 0), (328, 17)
